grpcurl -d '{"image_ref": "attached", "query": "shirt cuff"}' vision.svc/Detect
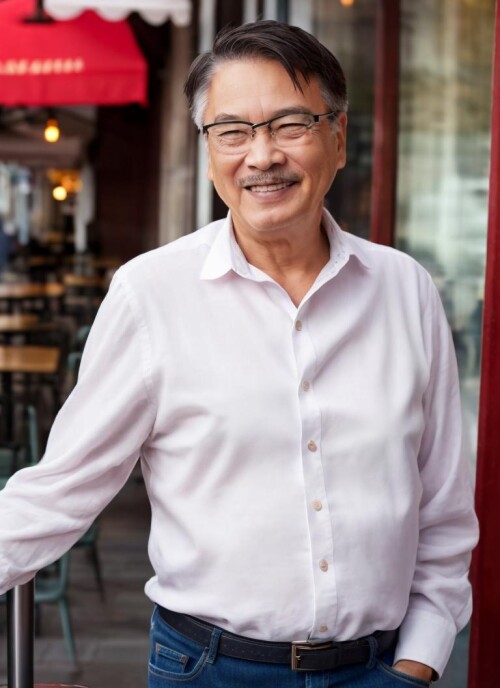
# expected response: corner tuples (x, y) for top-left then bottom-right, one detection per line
(394, 607), (467, 679)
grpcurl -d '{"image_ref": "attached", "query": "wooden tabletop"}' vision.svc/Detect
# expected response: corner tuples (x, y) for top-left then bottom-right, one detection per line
(63, 273), (103, 288)
(91, 256), (121, 270)
(0, 282), (65, 300)
(40, 231), (66, 244)
(0, 314), (40, 333)
(28, 255), (59, 267)
(0, 346), (60, 374)
(64, 255), (121, 269)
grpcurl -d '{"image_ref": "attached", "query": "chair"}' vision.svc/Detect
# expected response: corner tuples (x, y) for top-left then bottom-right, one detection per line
(0, 552), (76, 665)
(72, 521), (105, 601)
(62, 273), (104, 326)
(74, 324), (91, 352)
(34, 552), (76, 665)
(0, 405), (77, 662)
(0, 403), (39, 490)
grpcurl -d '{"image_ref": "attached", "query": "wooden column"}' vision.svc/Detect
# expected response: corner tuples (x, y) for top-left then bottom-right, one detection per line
(468, 1), (500, 685)
(158, 22), (197, 245)
(369, 0), (400, 246)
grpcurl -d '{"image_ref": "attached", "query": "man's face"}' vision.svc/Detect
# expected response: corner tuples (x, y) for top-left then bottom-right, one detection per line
(204, 58), (347, 241)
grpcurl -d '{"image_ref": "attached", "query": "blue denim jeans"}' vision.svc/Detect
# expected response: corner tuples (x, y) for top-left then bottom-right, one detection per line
(148, 607), (431, 688)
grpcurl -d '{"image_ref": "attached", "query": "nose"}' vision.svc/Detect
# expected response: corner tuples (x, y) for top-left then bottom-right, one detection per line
(244, 128), (286, 170)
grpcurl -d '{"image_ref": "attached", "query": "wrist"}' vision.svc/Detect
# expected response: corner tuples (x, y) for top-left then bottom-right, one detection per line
(393, 659), (434, 682)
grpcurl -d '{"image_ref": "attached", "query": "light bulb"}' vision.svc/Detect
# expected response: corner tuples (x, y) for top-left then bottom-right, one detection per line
(44, 118), (60, 143)
(340, 0), (355, 6)
(53, 185), (67, 201)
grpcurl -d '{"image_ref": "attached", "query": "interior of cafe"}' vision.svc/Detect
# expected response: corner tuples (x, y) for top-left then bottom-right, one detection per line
(0, 2), (185, 682)
(0, 0), (152, 455)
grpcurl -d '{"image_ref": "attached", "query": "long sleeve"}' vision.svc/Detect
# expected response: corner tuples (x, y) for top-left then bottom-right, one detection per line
(394, 279), (479, 677)
(0, 272), (156, 594)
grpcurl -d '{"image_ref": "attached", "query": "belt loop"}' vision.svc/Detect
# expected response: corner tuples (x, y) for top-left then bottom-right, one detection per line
(366, 636), (379, 670)
(206, 626), (222, 664)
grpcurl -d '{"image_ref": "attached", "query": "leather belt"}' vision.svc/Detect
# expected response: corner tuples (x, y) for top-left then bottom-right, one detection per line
(158, 607), (398, 672)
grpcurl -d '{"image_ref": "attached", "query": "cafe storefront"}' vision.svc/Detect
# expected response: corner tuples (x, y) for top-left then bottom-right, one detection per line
(197, 1), (500, 686)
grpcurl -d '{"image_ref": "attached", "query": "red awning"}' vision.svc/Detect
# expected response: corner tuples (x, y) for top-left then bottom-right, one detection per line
(0, 0), (148, 106)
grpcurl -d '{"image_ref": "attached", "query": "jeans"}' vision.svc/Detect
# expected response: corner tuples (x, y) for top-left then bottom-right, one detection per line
(148, 607), (431, 688)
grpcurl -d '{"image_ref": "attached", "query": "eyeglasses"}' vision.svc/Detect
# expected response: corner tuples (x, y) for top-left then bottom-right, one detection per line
(202, 111), (338, 154)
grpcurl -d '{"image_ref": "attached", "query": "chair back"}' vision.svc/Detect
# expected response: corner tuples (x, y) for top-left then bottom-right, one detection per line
(0, 405), (39, 489)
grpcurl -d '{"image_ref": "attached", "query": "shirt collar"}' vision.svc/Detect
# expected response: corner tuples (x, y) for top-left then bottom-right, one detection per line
(199, 209), (372, 281)
(320, 209), (373, 273)
(199, 212), (247, 280)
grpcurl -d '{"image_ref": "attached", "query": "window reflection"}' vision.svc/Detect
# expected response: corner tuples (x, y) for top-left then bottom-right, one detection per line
(312, 0), (376, 238)
(397, 0), (494, 470)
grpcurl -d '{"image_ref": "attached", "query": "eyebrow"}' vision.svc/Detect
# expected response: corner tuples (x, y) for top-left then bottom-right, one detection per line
(212, 106), (314, 124)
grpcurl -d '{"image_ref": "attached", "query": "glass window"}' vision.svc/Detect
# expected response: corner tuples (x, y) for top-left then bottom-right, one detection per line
(309, 0), (377, 239)
(397, 0), (494, 476)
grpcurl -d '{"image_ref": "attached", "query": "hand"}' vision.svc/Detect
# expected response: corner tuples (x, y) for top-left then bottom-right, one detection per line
(393, 660), (434, 683)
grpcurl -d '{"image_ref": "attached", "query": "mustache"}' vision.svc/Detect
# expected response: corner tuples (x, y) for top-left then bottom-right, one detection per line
(237, 173), (301, 188)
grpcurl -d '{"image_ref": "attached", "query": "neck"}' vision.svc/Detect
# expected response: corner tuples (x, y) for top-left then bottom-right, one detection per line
(233, 221), (330, 306)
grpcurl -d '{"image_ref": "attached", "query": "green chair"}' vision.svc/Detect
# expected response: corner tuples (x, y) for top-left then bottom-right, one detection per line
(0, 403), (39, 490)
(74, 324), (91, 351)
(0, 404), (78, 662)
(34, 551), (76, 664)
(73, 520), (105, 601)
(0, 551), (76, 665)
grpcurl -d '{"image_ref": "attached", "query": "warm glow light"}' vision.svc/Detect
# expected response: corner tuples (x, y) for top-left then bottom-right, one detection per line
(52, 185), (67, 201)
(44, 118), (60, 143)
(340, 0), (355, 6)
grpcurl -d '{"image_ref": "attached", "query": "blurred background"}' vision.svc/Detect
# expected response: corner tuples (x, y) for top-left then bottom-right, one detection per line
(0, 1), (497, 686)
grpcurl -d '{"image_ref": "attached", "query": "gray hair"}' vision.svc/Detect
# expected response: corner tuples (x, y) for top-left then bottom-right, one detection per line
(184, 20), (349, 130)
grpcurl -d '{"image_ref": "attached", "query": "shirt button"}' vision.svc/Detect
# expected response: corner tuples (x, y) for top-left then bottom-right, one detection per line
(302, 380), (310, 391)
(319, 625), (328, 633)
(295, 320), (303, 331)
(307, 440), (317, 452)
(319, 559), (329, 572)
(312, 499), (323, 511)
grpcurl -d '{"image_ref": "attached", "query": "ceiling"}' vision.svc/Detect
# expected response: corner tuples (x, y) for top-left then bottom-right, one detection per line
(0, 106), (96, 167)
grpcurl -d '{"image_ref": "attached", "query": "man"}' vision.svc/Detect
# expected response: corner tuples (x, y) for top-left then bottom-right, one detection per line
(0, 20), (478, 687)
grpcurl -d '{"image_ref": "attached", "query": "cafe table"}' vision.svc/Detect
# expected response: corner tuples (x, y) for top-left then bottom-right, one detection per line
(0, 345), (60, 440)
(0, 314), (40, 339)
(62, 274), (103, 289)
(0, 282), (65, 314)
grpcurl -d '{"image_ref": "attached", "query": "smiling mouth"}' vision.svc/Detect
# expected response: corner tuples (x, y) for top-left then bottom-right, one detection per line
(245, 180), (297, 193)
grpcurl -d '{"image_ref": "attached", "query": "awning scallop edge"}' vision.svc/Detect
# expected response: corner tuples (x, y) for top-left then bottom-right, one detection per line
(45, 0), (192, 26)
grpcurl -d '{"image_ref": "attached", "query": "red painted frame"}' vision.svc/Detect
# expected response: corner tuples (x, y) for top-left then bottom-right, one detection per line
(370, 0), (400, 246)
(468, 1), (500, 686)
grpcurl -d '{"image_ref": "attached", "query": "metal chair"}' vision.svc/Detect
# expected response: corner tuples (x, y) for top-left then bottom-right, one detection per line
(33, 553), (76, 665)
(0, 553), (76, 666)
(0, 403), (39, 490)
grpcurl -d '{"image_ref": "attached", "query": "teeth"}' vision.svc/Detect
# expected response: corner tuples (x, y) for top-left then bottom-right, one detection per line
(248, 182), (292, 192)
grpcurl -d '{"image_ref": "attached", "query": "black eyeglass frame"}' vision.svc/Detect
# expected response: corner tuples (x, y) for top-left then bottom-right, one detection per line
(201, 110), (339, 136)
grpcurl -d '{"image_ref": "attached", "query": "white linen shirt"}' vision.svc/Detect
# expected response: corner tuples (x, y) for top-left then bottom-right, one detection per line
(0, 210), (478, 677)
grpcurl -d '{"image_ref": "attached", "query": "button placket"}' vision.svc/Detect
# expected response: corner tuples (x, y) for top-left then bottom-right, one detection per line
(292, 308), (338, 638)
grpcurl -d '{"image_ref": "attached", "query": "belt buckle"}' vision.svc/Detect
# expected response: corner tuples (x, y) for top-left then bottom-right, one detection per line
(291, 640), (335, 671)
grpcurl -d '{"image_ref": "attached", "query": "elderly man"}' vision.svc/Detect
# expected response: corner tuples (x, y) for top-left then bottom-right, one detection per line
(0, 20), (477, 688)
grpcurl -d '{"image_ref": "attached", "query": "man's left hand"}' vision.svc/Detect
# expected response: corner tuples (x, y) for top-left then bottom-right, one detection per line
(393, 660), (434, 683)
